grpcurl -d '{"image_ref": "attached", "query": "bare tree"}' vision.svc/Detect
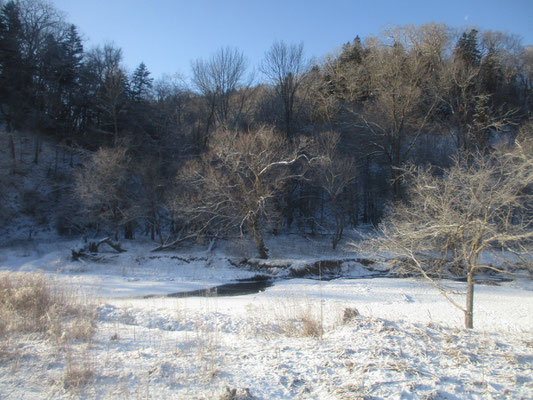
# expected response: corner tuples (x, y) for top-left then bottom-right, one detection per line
(191, 47), (250, 139)
(260, 41), (306, 139)
(311, 131), (357, 249)
(327, 24), (448, 198)
(359, 142), (533, 329)
(17, 0), (65, 61)
(137, 156), (166, 243)
(74, 145), (132, 240)
(85, 44), (128, 143)
(174, 127), (308, 258)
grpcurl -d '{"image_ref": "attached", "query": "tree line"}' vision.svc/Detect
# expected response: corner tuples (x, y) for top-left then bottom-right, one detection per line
(1, 0), (532, 259)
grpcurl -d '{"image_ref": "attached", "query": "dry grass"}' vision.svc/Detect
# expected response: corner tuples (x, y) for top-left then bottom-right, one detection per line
(62, 349), (95, 390)
(296, 310), (324, 338)
(0, 271), (97, 344)
(0, 271), (98, 394)
(247, 298), (325, 338)
(0, 272), (54, 334)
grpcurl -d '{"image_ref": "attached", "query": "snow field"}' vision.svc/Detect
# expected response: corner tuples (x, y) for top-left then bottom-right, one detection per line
(0, 239), (532, 398)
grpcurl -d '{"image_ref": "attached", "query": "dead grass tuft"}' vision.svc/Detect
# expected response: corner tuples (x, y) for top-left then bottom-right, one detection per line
(276, 300), (324, 338)
(0, 272), (53, 333)
(0, 272), (97, 344)
(62, 350), (94, 390)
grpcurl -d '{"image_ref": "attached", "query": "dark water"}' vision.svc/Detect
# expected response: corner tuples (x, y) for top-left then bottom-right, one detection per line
(166, 278), (274, 298)
(155, 273), (387, 299)
(140, 272), (510, 299)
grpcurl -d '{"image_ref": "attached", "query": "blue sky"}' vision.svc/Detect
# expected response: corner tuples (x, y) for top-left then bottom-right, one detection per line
(50, 0), (533, 82)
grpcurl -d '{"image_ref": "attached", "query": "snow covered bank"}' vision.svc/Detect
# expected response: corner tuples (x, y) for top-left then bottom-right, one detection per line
(0, 238), (531, 398)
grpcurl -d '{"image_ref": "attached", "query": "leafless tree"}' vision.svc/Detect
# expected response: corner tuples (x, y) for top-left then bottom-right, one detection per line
(260, 41), (306, 139)
(191, 47), (251, 139)
(327, 24), (448, 198)
(85, 44), (128, 143)
(137, 157), (166, 244)
(174, 127), (308, 258)
(311, 131), (357, 249)
(74, 145), (132, 240)
(359, 141), (533, 329)
(17, 0), (66, 63)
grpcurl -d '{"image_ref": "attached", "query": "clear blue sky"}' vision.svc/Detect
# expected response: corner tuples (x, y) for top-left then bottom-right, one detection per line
(50, 0), (533, 82)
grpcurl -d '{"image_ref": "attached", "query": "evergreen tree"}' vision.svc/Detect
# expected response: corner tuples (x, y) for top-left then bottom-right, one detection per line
(0, 1), (28, 131)
(339, 36), (364, 65)
(455, 29), (481, 67)
(130, 62), (153, 102)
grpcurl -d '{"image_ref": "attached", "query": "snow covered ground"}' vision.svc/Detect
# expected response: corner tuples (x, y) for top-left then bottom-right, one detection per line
(0, 237), (532, 399)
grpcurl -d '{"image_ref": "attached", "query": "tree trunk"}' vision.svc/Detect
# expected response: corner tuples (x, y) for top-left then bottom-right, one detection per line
(54, 148), (58, 178)
(391, 165), (402, 200)
(253, 232), (269, 259)
(465, 269), (474, 329)
(249, 219), (268, 259)
(331, 199), (344, 250)
(124, 221), (134, 240)
(9, 134), (17, 174)
(33, 137), (40, 165)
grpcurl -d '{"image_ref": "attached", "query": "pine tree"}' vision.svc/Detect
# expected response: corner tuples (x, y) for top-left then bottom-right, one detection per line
(130, 62), (153, 102)
(36, 24), (84, 135)
(455, 29), (481, 67)
(0, 1), (28, 131)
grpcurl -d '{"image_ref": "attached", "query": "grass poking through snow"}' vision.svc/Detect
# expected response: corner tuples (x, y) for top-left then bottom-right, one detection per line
(0, 271), (98, 396)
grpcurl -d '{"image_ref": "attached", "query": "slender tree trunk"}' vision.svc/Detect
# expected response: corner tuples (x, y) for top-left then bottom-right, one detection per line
(285, 107), (291, 140)
(156, 223), (163, 245)
(33, 137), (40, 165)
(331, 199), (344, 250)
(391, 165), (402, 200)
(465, 267), (474, 329)
(9, 134), (17, 174)
(113, 208), (119, 241)
(124, 221), (134, 240)
(113, 108), (118, 146)
(54, 148), (58, 178)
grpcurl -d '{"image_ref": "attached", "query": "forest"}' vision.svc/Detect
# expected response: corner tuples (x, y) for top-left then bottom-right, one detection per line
(1, 1), (533, 397)
(1, 0), (532, 260)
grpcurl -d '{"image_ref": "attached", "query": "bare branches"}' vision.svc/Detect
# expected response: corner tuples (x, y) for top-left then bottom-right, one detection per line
(310, 131), (358, 249)
(172, 127), (307, 258)
(74, 145), (132, 241)
(359, 142), (533, 328)
(191, 47), (250, 131)
(261, 41), (307, 138)
(326, 25), (449, 198)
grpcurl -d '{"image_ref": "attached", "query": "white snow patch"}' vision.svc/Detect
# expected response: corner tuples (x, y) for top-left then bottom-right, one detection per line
(0, 237), (531, 399)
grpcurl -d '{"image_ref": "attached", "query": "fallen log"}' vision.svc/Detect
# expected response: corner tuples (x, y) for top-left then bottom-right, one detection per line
(71, 237), (126, 261)
(88, 237), (127, 253)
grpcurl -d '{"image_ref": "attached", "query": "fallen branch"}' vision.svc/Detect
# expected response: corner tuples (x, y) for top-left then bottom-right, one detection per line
(151, 234), (197, 252)
(71, 237), (126, 261)
(88, 237), (127, 253)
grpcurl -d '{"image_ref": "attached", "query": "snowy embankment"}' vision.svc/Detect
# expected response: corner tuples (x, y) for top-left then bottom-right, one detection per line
(0, 238), (532, 399)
